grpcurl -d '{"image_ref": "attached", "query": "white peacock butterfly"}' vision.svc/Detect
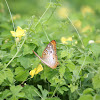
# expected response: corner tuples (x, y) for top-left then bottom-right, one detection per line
(33, 40), (59, 69)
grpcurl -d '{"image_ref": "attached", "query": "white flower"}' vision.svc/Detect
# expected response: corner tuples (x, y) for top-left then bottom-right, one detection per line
(88, 40), (94, 44)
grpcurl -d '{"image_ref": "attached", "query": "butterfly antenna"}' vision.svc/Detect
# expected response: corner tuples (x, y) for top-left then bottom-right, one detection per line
(32, 50), (41, 59)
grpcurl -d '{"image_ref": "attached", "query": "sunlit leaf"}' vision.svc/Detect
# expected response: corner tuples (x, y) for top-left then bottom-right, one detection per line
(5, 68), (14, 84)
(78, 95), (93, 100)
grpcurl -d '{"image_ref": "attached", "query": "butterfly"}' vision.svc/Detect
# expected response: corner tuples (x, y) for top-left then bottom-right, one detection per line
(33, 40), (59, 69)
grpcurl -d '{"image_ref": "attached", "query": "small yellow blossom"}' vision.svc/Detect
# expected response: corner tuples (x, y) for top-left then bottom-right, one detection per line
(12, 14), (21, 20)
(95, 36), (100, 43)
(10, 26), (26, 38)
(81, 6), (94, 16)
(57, 7), (69, 19)
(29, 68), (37, 78)
(29, 64), (43, 78)
(81, 25), (92, 33)
(35, 64), (43, 75)
(75, 41), (77, 44)
(61, 37), (67, 44)
(72, 40), (78, 45)
(61, 37), (72, 44)
(95, 40), (100, 43)
(0, 3), (4, 13)
(73, 20), (82, 29)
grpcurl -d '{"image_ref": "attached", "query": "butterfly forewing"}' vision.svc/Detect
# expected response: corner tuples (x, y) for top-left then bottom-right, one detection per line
(33, 40), (59, 69)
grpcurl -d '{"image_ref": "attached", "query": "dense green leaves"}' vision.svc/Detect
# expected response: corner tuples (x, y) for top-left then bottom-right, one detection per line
(0, 0), (100, 99)
(0, 89), (11, 100)
(37, 85), (49, 99)
(22, 85), (40, 99)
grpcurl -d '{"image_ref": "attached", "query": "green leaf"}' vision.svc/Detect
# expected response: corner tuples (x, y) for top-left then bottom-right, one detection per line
(73, 66), (81, 80)
(10, 85), (22, 96)
(0, 50), (8, 60)
(17, 56), (31, 69)
(9, 95), (18, 100)
(78, 95), (93, 100)
(0, 71), (6, 85)
(26, 36), (39, 46)
(58, 86), (68, 94)
(94, 94), (100, 100)
(83, 88), (94, 94)
(37, 85), (49, 99)
(15, 70), (29, 81)
(41, 67), (58, 81)
(15, 67), (25, 75)
(22, 85), (39, 100)
(66, 60), (75, 72)
(0, 89), (11, 99)
(1, 42), (13, 49)
(90, 44), (100, 57)
(64, 68), (72, 82)
(92, 71), (100, 89)
(61, 50), (68, 58)
(5, 68), (14, 83)
(59, 65), (65, 78)
(17, 92), (25, 98)
(77, 56), (94, 65)
(68, 84), (78, 93)
(23, 44), (36, 55)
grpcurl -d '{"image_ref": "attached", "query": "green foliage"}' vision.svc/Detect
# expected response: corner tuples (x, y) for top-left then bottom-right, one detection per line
(0, 0), (100, 100)
(92, 68), (100, 89)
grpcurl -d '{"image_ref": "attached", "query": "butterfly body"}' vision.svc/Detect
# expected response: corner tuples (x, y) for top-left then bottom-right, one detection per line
(33, 40), (59, 69)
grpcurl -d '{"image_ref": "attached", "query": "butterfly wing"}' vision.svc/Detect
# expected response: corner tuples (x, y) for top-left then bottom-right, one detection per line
(41, 40), (59, 69)
(33, 40), (59, 69)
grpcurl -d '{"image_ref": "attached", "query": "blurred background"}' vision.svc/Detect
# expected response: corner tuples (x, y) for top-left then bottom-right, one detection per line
(2, 0), (100, 17)
(1, 0), (100, 45)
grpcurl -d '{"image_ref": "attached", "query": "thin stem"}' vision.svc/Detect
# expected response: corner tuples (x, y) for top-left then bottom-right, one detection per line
(34, 0), (51, 29)
(5, 0), (15, 31)
(42, 24), (50, 42)
(51, 83), (59, 97)
(34, 89), (44, 100)
(67, 16), (84, 48)
(78, 54), (87, 74)
(5, 36), (27, 69)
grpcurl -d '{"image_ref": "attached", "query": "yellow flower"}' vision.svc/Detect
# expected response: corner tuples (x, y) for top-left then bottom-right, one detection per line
(35, 64), (43, 75)
(75, 41), (77, 44)
(10, 26), (26, 38)
(29, 68), (37, 78)
(61, 37), (72, 44)
(81, 25), (92, 33)
(57, 7), (69, 19)
(12, 14), (21, 20)
(81, 6), (94, 16)
(95, 40), (100, 43)
(72, 40), (78, 45)
(29, 64), (43, 78)
(73, 20), (82, 29)
(95, 36), (100, 43)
